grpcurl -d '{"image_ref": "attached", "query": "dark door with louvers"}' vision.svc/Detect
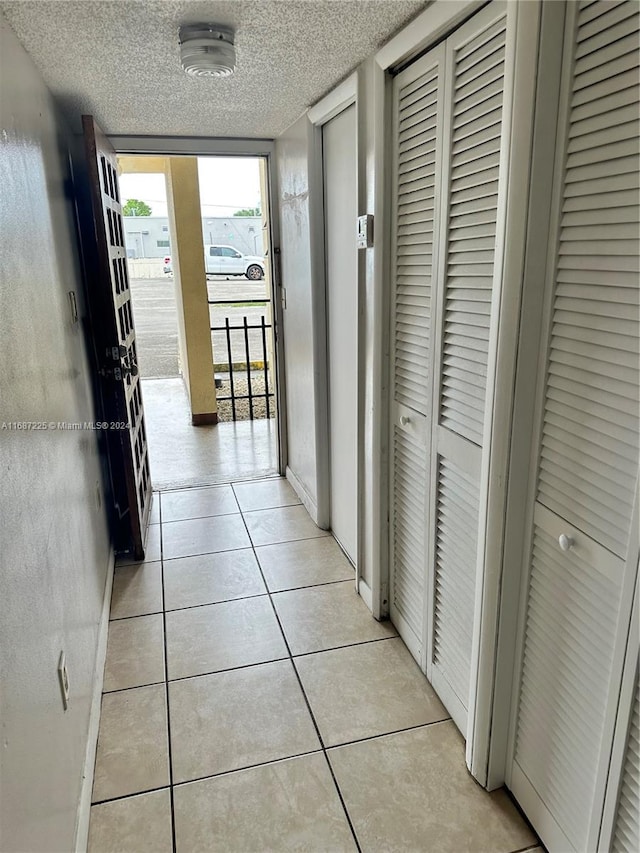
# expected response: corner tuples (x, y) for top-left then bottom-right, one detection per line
(79, 115), (151, 559)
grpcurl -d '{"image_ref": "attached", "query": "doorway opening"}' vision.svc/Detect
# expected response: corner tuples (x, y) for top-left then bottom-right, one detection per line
(118, 154), (280, 491)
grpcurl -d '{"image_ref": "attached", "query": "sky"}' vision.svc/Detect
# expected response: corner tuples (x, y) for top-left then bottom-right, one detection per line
(119, 156), (262, 217)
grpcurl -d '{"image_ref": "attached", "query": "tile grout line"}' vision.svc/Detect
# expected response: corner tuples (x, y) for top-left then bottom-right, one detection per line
(99, 631), (415, 695)
(152, 531), (331, 566)
(151, 475), (283, 494)
(171, 748), (325, 790)
(90, 713), (455, 809)
(326, 717), (452, 751)
(161, 509), (243, 526)
(158, 495), (178, 853)
(109, 570), (357, 623)
(231, 483), (363, 853)
(160, 502), (305, 528)
(102, 635), (402, 696)
(91, 783), (172, 808)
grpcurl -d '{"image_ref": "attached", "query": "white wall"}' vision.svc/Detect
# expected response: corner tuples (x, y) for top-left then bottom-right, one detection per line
(0, 16), (111, 853)
(274, 80), (381, 590)
(127, 258), (166, 279)
(275, 5), (490, 607)
(274, 115), (329, 525)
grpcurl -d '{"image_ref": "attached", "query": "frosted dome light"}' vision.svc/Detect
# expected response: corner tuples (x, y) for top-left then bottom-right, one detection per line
(179, 25), (236, 78)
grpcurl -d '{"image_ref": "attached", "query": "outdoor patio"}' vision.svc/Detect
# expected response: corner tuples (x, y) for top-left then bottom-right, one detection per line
(141, 377), (278, 490)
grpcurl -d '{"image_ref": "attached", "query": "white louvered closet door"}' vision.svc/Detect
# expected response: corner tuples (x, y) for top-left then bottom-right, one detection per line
(389, 45), (445, 664)
(426, 0), (513, 733)
(510, 2), (640, 851)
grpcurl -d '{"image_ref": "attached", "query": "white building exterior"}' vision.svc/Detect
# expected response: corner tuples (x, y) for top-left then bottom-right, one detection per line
(123, 215), (263, 258)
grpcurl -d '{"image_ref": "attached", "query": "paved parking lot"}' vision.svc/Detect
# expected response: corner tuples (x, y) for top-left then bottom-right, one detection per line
(130, 276), (270, 378)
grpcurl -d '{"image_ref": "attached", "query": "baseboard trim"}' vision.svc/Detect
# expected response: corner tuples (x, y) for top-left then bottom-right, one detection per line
(286, 466), (324, 528)
(358, 577), (373, 613)
(192, 412), (218, 426)
(74, 547), (114, 853)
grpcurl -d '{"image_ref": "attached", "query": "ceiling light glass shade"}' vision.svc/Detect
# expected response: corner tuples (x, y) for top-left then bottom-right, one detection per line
(179, 25), (236, 78)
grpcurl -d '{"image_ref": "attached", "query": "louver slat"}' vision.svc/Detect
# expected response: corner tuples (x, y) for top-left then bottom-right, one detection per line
(391, 426), (427, 640)
(432, 458), (479, 708)
(612, 678), (640, 853)
(393, 61), (440, 415)
(536, 0), (640, 559)
(515, 525), (623, 850)
(439, 16), (506, 446)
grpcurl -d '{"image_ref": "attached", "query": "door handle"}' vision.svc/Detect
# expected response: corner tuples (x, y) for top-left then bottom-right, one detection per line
(558, 534), (574, 552)
(120, 347), (139, 377)
(400, 415), (411, 426)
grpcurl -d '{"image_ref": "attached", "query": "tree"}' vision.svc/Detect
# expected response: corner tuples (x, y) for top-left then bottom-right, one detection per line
(233, 207), (261, 217)
(123, 199), (152, 216)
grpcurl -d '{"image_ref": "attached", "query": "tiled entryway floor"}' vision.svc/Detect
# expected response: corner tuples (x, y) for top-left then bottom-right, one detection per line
(89, 477), (541, 853)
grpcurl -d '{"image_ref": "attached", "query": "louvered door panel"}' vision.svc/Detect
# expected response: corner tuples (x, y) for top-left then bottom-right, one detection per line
(537, 0), (640, 559)
(393, 58), (441, 415)
(389, 46), (445, 663)
(514, 510), (624, 851)
(511, 3), (639, 850)
(392, 425), (428, 641)
(612, 676), (640, 853)
(432, 458), (479, 705)
(440, 14), (506, 446)
(427, 1), (511, 733)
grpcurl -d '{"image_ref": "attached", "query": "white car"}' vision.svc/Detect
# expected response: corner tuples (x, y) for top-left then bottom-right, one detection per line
(164, 245), (265, 280)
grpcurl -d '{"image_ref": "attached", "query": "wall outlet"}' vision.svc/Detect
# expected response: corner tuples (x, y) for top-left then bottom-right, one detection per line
(58, 651), (70, 711)
(68, 290), (79, 324)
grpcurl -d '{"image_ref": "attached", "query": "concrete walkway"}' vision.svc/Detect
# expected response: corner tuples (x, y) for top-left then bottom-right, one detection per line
(142, 377), (278, 490)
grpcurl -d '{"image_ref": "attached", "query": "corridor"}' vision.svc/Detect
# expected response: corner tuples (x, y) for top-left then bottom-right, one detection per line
(89, 477), (540, 853)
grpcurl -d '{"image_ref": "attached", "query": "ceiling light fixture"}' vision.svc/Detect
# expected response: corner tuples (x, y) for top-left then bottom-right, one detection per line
(179, 24), (236, 78)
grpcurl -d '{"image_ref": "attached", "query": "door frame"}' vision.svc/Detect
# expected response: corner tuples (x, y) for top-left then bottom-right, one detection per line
(486, 0), (568, 790)
(307, 74), (363, 587)
(108, 136), (288, 476)
(370, 0), (543, 782)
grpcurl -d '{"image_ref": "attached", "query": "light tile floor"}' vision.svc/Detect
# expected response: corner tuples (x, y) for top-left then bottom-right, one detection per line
(89, 477), (541, 853)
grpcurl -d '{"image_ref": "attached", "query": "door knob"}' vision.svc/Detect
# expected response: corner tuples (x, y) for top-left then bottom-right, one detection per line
(558, 534), (574, 552)
(120, 348), (138, 377)
(400, 416), (411, 426)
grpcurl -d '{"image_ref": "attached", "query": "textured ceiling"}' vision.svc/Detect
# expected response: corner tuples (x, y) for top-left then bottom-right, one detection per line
(1, 0), (426, 137)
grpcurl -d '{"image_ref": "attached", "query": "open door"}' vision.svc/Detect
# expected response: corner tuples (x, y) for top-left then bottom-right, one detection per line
(79, 115), (151, 559)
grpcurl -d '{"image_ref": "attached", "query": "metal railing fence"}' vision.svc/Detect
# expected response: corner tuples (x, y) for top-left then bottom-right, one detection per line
(209, 299), (274, 421)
